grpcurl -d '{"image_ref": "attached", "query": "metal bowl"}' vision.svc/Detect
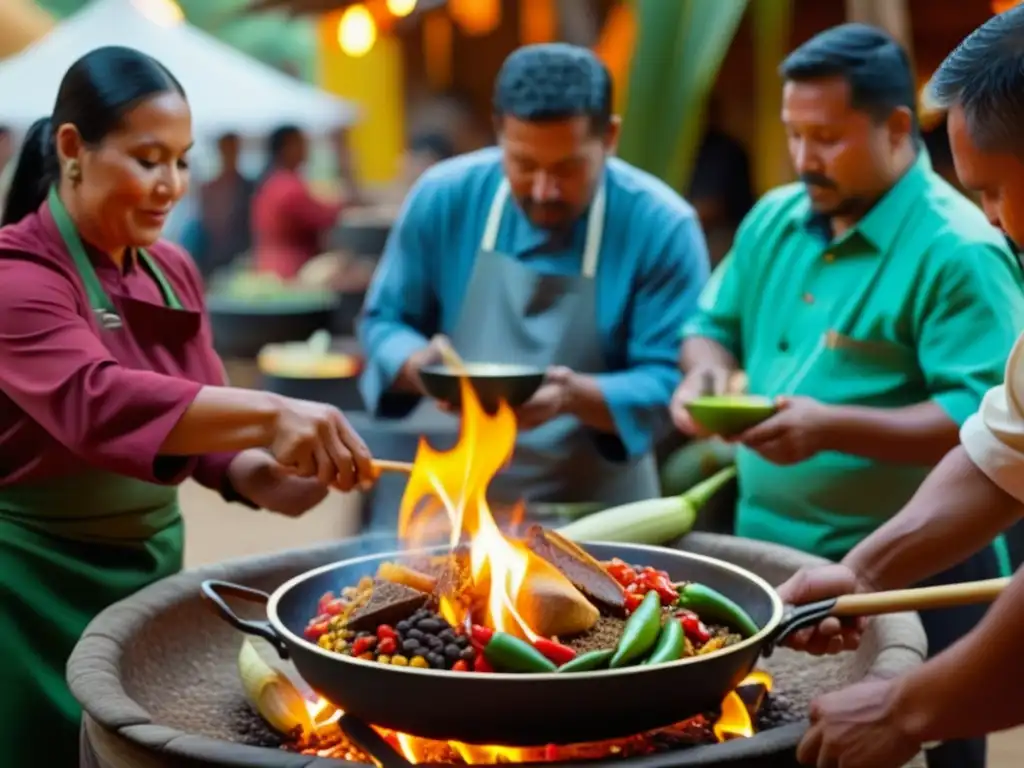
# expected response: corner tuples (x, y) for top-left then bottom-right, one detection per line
(206, 294), (339, 360)
(419, 363), (545, 411)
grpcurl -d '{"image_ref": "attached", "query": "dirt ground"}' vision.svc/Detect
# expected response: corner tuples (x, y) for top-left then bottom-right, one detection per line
(178, 479), (1024, 766)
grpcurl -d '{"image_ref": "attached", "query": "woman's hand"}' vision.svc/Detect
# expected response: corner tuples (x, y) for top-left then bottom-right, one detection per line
(227, 450), (332, 517)
(268, 395), (374, 490)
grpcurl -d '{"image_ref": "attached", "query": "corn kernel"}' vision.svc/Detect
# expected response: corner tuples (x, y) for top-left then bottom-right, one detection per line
(410, 655), (429, 669)
(317, 635), (332, 649)
(390, 655), (409, 666)
(377, 655), (391, 664)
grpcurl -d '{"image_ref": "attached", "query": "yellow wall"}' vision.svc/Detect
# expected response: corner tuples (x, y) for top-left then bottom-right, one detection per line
(316, 13), (404, 186)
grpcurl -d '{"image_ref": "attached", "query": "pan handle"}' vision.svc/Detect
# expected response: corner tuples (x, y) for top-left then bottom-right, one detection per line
(200, 579), (290, 659)
(765, 577), (1010, 655)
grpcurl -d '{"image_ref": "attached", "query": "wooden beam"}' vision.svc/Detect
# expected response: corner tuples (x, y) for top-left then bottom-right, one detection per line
(845, 0), (913, 60)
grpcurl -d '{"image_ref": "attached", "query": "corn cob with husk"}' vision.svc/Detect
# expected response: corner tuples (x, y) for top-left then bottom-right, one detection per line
(237, 638), (315, 738)
(556, 465), (736, 544)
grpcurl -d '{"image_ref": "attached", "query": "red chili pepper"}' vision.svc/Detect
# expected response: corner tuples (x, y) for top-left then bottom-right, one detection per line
(532, 637), (577, 666)
(473, 653), (494, 673)
(624, 592), (644, 614)
(317, 592), (335, 615)
(605, 558), (637, 587)
(680, 615), (710, 644)
(377, 624), (397, 640)
(323, 598), (347, 616)
(352, 636), (376, 656)
(377, 637), (397, 655)
(452, 659), (470, 672)
(470, 624), (495, 650)
(304, 620), (330, 641)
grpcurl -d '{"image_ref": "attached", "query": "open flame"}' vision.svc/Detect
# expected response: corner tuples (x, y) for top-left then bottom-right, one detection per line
(396, 377), (574, 640)
(293, 670), (775, 763)
(277, 377), (777, 762)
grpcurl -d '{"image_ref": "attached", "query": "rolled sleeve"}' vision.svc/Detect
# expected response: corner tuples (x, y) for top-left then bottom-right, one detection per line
(358, 179), (440, 418)
(0, 260), (202, 483)
(961, 338), (1024, 503)
(596, 214), (710, 459)
(918, 244), (1024, 427)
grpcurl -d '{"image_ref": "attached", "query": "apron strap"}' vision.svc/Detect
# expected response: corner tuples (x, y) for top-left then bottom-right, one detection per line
(481, 180), (510, 252)
(47, 187), (183, 314)
(480, 179), (607, 278)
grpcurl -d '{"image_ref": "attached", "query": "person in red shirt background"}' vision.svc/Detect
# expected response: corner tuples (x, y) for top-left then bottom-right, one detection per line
(252, 124), (343, 279)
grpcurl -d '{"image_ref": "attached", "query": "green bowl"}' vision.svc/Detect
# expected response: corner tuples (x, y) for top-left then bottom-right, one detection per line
(684, 395), (777, 437)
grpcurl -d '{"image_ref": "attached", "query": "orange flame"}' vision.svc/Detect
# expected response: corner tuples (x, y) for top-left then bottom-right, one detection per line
(296, 671), (774, 762)
(714, 670), (773, 741)
(396, 377), (569, 640)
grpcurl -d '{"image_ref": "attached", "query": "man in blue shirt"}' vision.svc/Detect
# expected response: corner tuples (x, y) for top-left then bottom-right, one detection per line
(359, 43), (710, 514)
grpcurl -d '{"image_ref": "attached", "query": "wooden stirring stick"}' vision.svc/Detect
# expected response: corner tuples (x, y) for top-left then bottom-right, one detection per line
(371, 459), (414, 475)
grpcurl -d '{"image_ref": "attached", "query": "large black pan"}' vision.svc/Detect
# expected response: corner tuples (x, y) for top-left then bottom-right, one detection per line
(202, 542), (1005, 746)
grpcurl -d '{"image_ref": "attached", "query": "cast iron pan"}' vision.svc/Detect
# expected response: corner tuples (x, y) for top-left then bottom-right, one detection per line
(202, 543), (1006, 746)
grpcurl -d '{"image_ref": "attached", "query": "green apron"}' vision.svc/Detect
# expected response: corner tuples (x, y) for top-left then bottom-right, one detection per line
(0, 189), (187, 766)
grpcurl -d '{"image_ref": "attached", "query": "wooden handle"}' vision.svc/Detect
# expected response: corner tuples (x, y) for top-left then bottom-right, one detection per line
(372, 459), (414, 475)
(831, 578), (1010, 617)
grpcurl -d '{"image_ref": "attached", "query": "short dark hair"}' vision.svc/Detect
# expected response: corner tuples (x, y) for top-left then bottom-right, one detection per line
(268, 124), (302, 162)
(2, 46), (183, 227)
(928, 5), (1024, 153)
(780, 23), (917, 127)
(493, 43), (613, 133)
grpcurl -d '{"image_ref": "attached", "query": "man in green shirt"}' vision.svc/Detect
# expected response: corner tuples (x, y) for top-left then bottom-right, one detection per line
(671, 25), (1024, 768)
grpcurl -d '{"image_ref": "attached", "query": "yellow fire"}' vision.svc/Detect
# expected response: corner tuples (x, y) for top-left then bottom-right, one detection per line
(396, 377), (556, 640)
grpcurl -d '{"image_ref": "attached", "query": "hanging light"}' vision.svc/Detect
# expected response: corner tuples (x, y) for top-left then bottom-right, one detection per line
(337, 4), (377, 57)
(449, 0), (500, 36)
(386, 0), (417, 16)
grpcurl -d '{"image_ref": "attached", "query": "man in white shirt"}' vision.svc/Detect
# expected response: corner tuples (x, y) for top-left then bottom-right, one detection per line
(777, 8), (1024, 768)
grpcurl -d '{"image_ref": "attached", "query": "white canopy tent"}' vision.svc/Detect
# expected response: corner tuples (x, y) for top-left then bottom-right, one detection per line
(0, 0), (358, 139)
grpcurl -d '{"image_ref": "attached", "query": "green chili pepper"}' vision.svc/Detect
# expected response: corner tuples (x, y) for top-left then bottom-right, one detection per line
(483, 632), (557, 673)
(644, 617), (684, 665)
(676, 583), (759, 637)
(610, 590), (662, 668)
(555, 648), (615, 673)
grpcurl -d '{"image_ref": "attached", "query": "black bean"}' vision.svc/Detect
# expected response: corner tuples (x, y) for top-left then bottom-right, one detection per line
(412, 608), (430, 621)
(417, 618), (444, 633)
(444, 644), (462, 661)
(427, 652), (446, 669)
(459, 647), (475, 661)
(396, 620), (411, 633)
(425, 635), (444, 649)
(454, 635), (469, 648)
(407, 628), (424, 640)
(438, 630), (456, 643)
(402, 639), (421, 655)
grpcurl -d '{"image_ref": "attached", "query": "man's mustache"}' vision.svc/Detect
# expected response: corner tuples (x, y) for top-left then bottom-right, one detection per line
(800, 172), (837, 190)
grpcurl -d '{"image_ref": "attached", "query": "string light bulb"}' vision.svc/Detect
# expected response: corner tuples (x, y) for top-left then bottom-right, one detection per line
(386, 0), (417, 16)
(337, 4), (377, 57)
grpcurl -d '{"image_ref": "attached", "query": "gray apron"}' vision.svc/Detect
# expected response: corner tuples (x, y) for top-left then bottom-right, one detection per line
(450, 179), (660, 518)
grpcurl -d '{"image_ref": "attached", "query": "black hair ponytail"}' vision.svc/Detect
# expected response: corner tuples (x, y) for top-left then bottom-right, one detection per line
(1, 117), (59, 227)
(0, 46), (185, 229)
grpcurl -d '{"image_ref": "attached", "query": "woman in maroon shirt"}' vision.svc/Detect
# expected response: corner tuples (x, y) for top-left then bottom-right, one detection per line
(0, 47), (374, 765)
(252, 124), (344, 279)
